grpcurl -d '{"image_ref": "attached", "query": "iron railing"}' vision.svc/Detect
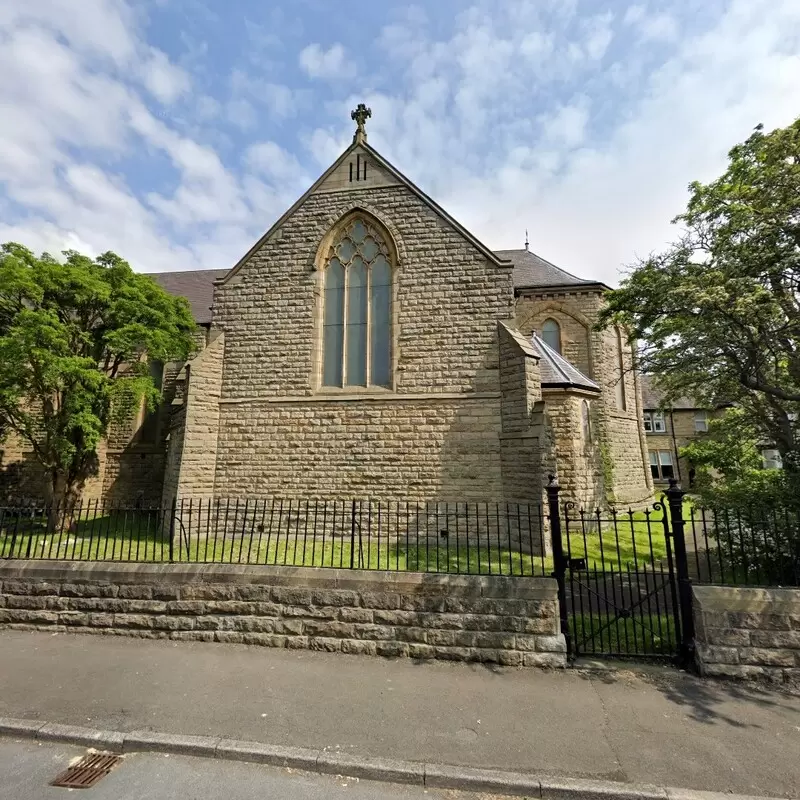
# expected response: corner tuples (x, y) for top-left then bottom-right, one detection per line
(686, 505), (800, 587)
(0, 498), (548, 577)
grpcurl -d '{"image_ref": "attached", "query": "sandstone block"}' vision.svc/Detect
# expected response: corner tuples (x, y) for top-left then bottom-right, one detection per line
(522, 652), (566, 668)
(427, 630), (456, 647)
(111, 614), (154, 629)
(285, 636), (310, 649)
(742, 648), (795, 668)
(57, 611), (89, 626)
(706, 628), (750, 647)
(303, 620), (354, 638)
(273, 619), (304, 635)
(534, 635), (567, 653)
(242, 633), (286, 647)
(88, 613), (114, 628)
(354, 624), (393, 641)
(311, 589), (359, 607)
(271, 588), (312, 605)
(6, 596), (47, 610)
(749, 631), (800, 649)
(166, 601), (207, 615)
(253, 602), (281, 617)
(408, 643), (435, 660)
(232, 617), (275, 633)
(699, 645), (739, 664)
(341, 639), (377, 656)
(360, 592), (400, 610)
(376, 641), (409, 658)
(309, 637), (342, 653)
(281, 605), (337, 620)
(338, 607), (373, 624)
(117, 585), (154, 600)
(399, 596), (446, 613)
(181, 585), (236, 601)
(497, 650), (523, 667)
(214, 631), (244, 644)
(373, 610), (418, 626)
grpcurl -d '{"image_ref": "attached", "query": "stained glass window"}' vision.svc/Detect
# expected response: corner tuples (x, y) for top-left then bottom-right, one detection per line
(322, 217), (392, 388)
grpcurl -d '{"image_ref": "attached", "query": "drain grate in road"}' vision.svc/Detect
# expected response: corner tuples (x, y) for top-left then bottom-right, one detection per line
(51, 753), (124, 789)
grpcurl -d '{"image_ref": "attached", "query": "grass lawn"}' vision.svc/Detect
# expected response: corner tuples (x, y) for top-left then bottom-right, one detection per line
(569, 612), (677, 658)
(1, 503), (690, 576)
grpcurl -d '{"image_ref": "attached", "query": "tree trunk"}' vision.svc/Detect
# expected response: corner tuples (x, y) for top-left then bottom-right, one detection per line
(46, 471), (81, 533)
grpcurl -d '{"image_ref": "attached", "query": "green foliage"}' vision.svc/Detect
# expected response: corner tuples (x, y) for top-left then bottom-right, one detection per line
(600, 118), (800, 472)
(681, 408), (763, 482)
(0, 242), (195, 502)
(680, 408), (796, 511)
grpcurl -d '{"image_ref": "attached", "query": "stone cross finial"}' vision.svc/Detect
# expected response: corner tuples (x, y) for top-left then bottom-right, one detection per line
(351, 103), (372, 143)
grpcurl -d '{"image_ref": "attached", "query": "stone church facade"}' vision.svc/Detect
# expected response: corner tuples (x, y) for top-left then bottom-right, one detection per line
(0, 110), (653, 510)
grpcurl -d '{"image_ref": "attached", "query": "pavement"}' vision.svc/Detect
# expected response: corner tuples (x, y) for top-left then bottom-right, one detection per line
(1, 631), (799, 798)
(0, 738), (509, 800)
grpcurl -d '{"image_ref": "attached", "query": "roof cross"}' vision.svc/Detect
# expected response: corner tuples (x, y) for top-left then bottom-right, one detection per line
(351, 103), (372, 143)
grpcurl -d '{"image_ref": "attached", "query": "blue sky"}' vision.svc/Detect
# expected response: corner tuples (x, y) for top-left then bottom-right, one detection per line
(1, 0), (799, 285)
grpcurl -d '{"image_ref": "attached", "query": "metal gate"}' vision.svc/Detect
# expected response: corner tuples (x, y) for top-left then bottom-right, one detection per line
(547, 478), (695, 663)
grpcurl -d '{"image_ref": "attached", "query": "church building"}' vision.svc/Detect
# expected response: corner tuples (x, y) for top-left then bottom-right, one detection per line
(2, 107), (653, 510)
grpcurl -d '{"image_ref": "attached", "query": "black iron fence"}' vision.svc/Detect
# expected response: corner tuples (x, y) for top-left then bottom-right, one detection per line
(0, 498), (548, 577)
(686, 505), (800, 588)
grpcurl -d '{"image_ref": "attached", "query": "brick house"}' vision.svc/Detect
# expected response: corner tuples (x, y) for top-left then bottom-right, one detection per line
(0, 109), (653, 510)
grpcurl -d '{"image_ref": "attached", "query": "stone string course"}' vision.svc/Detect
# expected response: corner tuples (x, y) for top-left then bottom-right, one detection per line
(0, 562), (566, 668)
(693, 585), (800, 684)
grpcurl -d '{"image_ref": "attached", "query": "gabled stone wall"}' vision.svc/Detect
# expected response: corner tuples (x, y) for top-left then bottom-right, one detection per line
(206, 183), (526, 502)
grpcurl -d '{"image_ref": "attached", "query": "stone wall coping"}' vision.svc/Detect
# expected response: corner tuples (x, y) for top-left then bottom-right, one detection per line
(218, 391), (502, 405)
(693, 585), (800, 614)
(0, 560), (557, 600)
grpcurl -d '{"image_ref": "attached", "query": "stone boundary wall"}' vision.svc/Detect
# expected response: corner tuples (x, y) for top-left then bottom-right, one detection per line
(693, 585), (800, 683)
(0, 561), (566, 668)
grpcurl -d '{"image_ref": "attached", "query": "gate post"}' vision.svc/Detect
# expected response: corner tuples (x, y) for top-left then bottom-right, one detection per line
(546, 476), (571, 656)
(666, 479), (695, 666)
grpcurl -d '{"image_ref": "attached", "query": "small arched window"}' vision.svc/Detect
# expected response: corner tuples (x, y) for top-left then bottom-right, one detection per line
(615, 327), (627, 411)
(581, 400), (592, 444)
(542, 318), (561, 353)
(322, 216), (392, 388)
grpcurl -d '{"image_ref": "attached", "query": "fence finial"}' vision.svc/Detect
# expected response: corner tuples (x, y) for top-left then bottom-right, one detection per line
(547, 474), (559, 488)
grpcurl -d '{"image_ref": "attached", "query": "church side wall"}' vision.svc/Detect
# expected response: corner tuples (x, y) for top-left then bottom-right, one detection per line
(210, 184), (516, 502)
(516, 291), (651, 507)
(215, 397), (503, 501)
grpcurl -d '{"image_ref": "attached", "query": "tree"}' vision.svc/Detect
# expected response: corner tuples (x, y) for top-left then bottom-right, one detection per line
(0, 243), (196, 514)
(601, 118), (800, 477)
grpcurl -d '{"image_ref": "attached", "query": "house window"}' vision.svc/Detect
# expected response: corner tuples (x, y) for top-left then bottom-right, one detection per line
(542, 318), (561, 354)
(649, 450), (674, 480)
(643, 411), (665, 433)
(694, 411), (708, 432)
(322, 217), (392, 388)
(762, 449), (783, 470)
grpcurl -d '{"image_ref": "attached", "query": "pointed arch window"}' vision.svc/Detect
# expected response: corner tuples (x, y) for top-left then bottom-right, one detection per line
(542, 318), (561, 354)
(322, 217), (393, 388)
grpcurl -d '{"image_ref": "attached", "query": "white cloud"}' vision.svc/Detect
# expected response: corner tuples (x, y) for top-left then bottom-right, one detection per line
(299, 43), (356, 80)
(139, 47), (191, 103)
(2, 0), (800, 292)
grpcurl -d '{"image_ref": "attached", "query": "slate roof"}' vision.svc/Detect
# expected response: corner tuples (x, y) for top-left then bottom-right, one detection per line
(495, 249), (601, 290)
(144, 249), (598, 325)
(639, 375), (699, 410)
(529, 333), (600, 392)
(146, 269), (227, 325)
